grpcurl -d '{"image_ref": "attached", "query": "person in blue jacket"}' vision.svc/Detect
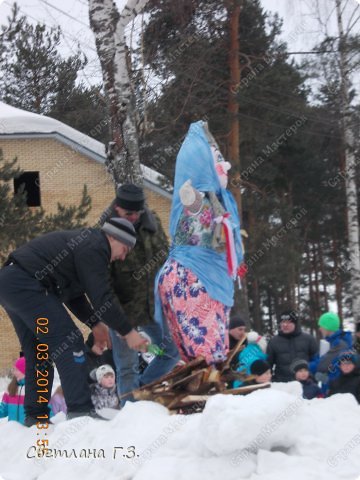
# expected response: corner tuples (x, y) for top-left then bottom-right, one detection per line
(310, 312), (353, 394)
(233, 331), (268, 387)
(0, 357), (26, 424)
(328, 351), (360, 403)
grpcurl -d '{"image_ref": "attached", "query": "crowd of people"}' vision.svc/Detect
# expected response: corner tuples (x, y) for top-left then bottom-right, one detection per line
(0, 356), (122, 422)
(1, 307), (359, 426)
(229, 310), (360, 402)
(0, 120), (359, 427)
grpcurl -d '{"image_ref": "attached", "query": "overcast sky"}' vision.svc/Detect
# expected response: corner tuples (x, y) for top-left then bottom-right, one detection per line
(0, 0), (359, 92)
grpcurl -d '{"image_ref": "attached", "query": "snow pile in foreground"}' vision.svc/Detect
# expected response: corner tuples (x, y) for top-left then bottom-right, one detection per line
(0, 382), (359, 480)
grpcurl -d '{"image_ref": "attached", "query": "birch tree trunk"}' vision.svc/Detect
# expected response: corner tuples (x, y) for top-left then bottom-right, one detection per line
(89, 0), (148, 186)
(335, 0), (360, 325)
(333, 239), (344, 325)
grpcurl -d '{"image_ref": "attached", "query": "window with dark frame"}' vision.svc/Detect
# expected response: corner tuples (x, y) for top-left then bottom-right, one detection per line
(14, 171), (41, 207)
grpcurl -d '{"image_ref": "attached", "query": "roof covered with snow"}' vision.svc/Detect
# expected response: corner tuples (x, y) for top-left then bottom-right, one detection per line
(0, 102), (172, 198)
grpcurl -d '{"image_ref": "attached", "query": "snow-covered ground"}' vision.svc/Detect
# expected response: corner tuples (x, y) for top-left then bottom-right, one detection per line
(0, 381), (359, 480)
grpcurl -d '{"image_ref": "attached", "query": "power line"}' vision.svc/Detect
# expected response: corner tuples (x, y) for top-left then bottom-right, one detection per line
(38, 0), (90, 29)
(74, 0), (89, 6)
(7, 0), (102, 90)
(287, 50), (337, 55)
(3, 1), (97, 54)
(198, 61), (341, 129)
(129, 29), (349, 128)
(38, 0), (146, 37)
(233, 88), (339, 128)
(39, 0), (102, 92)
(172, 68), (347, 140)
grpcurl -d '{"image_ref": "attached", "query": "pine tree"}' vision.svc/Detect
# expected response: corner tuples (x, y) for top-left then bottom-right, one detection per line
(303, 0), (360, 326)
(0, 3), (109, 142)
(49, 84), (110, 143)
(138, 0), (317, 330)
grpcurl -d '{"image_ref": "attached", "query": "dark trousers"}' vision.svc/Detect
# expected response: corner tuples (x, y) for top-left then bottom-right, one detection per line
(0, 265), (93, 418)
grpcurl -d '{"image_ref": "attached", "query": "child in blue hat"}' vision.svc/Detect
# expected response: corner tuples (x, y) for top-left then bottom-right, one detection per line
(328, 352), (360, 403)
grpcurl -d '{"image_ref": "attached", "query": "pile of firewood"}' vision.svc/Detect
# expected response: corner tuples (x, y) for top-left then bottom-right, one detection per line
(132, 339), (270, 413)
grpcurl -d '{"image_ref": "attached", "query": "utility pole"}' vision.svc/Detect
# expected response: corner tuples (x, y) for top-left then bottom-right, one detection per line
(227, 0), (251, 324)
(228, 0), (242, 212)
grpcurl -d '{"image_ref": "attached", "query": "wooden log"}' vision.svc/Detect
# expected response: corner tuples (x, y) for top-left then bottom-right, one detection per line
(166, 393), (191, 410)
(220, 370), (249, 383)
(204, 367), (221, 384)
(170, 369), (208, 391)
(222, 337), (247, 370)
(224, 382), (271, 395)
(127, 350), (271, 413)
(167, 394), (210, 411)
(141, 357), (206, 389)
(120, 357), (207, 403)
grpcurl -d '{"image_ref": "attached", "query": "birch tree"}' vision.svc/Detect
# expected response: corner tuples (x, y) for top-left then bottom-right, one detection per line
(89, 0), (149, 186)
(308, 0), (360, 326)
(335, 0), (360, 326)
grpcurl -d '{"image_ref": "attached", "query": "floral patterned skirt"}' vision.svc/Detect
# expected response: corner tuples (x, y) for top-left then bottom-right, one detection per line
(158, 259), (230, 365)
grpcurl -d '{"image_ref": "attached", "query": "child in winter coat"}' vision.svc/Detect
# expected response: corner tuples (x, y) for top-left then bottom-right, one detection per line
(233, 332), (268, 388)
(290, 359), (321, 400)
(310, 312), (353, 394)
(328, 352), (360, 403)
(90, 365), (120, 410)
(0, 357), (26, 424)
(50, 386), (67, 415)
(354, 323), (360, 355)
(245, 359), (272, 385)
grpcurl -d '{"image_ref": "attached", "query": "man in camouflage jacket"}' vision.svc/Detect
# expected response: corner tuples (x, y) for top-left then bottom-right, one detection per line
(101, 184), (179, 405)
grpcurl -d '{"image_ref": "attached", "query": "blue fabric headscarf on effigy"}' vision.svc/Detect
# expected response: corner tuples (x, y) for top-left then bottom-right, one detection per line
(156, 120), (243, 312)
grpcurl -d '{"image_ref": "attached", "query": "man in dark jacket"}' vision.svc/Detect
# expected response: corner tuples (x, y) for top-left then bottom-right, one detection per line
(0, 218), (146, 425)
(266, 309), (318, 382)
(102, 184), (179, 405)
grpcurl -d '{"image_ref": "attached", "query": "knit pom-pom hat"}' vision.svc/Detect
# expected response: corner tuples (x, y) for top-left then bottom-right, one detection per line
(318, 312), (340, 332)
(14, 357), (26, 375)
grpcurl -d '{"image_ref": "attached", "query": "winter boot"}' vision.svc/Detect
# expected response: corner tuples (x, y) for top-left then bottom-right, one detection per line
(66, 409), (109, 421)
(24, 416), (52, 428)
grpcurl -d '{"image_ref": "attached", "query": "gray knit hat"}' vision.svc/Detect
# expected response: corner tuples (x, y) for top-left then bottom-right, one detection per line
(101, 218), (136, 248)
(96, 364), (115, 383)
(290, 359), (309, 374)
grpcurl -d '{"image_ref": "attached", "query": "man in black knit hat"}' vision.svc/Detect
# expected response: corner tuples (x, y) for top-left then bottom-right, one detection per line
(266, 309), (318, 382)
(0, 218), (147, 425)
(102, 184), (180, 406)
(229, 315), (247, 350)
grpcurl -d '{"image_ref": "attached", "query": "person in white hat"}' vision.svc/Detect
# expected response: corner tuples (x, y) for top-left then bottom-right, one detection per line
(90, 365), (119, 410)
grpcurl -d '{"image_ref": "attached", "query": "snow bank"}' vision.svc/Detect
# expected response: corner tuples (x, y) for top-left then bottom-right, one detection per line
(0, 382), (359, 480)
